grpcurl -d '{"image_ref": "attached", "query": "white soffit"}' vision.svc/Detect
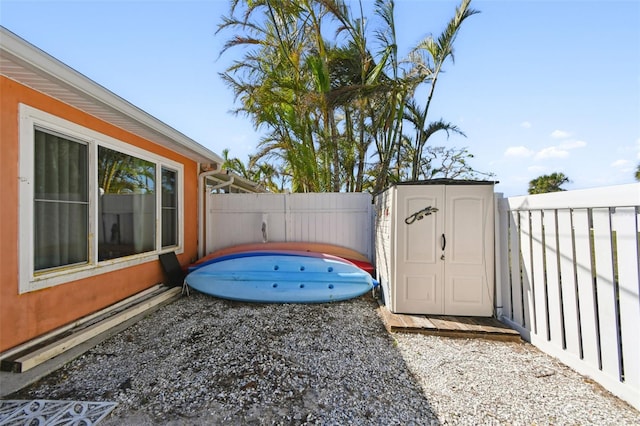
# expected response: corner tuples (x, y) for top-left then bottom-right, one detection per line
(0, 26), (223, 166)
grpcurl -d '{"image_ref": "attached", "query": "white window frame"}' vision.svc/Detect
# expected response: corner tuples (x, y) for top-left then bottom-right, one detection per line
(160, 166), (180, 249)
(18, 104), (184, 294)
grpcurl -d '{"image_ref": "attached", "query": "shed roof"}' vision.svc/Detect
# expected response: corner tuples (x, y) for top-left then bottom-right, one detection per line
(0, 26), (224, 167)
(395, 178), (499, 186)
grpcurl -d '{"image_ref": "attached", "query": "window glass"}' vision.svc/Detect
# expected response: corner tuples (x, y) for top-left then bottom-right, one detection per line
(161, 167), (178, 247)
(98, 146), (156, 260)
(34, 129), (89, 271)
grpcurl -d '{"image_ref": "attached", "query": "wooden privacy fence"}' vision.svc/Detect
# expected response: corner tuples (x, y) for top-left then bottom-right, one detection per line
(205, 192), (373, 260)
(496, 183), (640, 410)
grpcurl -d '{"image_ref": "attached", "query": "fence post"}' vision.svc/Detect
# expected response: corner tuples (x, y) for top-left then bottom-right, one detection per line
(494, 193), (506, 319)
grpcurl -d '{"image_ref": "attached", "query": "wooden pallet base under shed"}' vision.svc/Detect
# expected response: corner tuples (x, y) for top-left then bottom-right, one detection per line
(378, 304), (521, 342)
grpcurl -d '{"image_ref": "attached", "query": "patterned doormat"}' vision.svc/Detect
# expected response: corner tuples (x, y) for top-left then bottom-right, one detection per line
(0, 400), (117, 425)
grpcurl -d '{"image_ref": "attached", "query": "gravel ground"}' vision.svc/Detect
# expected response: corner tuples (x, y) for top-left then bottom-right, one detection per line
(8, 292), (639, 425)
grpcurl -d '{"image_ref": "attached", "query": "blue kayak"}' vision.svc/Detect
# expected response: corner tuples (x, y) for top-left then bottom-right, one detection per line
(185, 253), (374, 303)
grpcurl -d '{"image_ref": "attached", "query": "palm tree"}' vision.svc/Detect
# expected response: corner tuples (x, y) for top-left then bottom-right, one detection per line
(403, 99), (466, 180)
(221, 148), (251, 179)
(367, 0), (410, 194)
(98, 146), (155, 194)
(528, 172), (570, 194)
(218, 0), (478, 193)
(222, 148), (283, 192)
(320, 0), (397, 192)
(219, 0), (324, 191)
(405, 0), (479, 181)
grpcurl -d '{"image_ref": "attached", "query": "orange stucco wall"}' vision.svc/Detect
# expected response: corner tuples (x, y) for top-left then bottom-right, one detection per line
(0, 76), (200, 352)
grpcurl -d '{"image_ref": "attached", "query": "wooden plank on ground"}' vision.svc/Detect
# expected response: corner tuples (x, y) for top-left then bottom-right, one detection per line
(402, 314), (435, 329)
(377, 305), (405, 331)
(457, 316), (496, 333)
(429, 317), (463, 331)
(377, 304), (521, 341)
(5, 287), (181, 373)
(443, 316), (474, 331)
(472, 319), (520, 335)
(0, 284), (165, 362)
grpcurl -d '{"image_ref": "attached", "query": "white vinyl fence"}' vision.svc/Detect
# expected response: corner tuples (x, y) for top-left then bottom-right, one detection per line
(205, 192), (373, 260)
(496, 184), (640, 410)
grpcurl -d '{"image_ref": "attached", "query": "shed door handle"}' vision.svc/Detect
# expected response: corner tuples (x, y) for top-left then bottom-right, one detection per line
(441, 234), (446, 251)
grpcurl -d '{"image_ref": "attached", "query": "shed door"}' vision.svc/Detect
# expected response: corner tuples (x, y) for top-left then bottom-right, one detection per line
(394, 184), (494, 316)
(443, 185), (494, 316)
(395, 186), (444, 314)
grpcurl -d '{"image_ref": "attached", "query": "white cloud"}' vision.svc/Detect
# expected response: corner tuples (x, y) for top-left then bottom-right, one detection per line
(535, 146), (569, 159)
(532, 138), (586, 160)
(520, 121), (532, 129)
(550, 130), (572, 139)
(504, 146), (534, 158)
(611, 159), (629, 168)
(527, 165), (546, 173)
(622, 137), (640, 160)
(559, 140), (587, 149)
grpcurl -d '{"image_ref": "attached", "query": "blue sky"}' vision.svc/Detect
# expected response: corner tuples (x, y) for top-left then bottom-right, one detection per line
(1, 0), (638, 196)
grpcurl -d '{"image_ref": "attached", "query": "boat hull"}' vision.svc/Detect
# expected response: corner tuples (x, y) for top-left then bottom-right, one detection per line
(198, 242), (370, 262)
(192, 242), (374, 275)
(186, 254), (373, 303)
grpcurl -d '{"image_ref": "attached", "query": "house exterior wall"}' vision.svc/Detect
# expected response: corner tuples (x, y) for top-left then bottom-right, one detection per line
(0, 75), (200, 352)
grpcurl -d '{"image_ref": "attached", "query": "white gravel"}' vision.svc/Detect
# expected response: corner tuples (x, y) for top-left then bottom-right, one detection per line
(8, 292), (639, 425)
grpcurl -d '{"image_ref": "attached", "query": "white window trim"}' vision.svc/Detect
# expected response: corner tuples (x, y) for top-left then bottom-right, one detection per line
(160, 166), (180, 249)
(18, 103), (184, 294)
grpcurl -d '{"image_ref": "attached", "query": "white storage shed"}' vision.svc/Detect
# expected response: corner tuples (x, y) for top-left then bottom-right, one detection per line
(375, 180), (496, 316)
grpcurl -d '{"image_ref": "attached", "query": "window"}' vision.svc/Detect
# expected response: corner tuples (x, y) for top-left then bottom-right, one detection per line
(98, 146), (157, 260)
(34, 129), (89, 271)
(19, 105), (184, 293)
(161, 168), (178, 248)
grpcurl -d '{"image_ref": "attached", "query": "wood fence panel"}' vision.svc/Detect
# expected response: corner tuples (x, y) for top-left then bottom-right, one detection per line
(556, 209), (581, 357)
(206, 193), (372, 260)
(543, 209), (564, 349)
(497, 184), (640, 410)
(612, 206), (640, 389)
(207, 194), (286, 253)
(496, 197), (511, 321)
(530, 210), (548, 341)
(507, 211), (521, 325)
(519, 211), (535, 332)
(592, 207), (622, 381)
(519, 211), (536, 334)
(286, 193), (372, 260)
(572, 209), (599, 368)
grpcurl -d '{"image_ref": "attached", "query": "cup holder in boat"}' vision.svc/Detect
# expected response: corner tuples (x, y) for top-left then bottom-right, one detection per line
(328, 284), (334, 289)
(327, 267), (334, 272)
